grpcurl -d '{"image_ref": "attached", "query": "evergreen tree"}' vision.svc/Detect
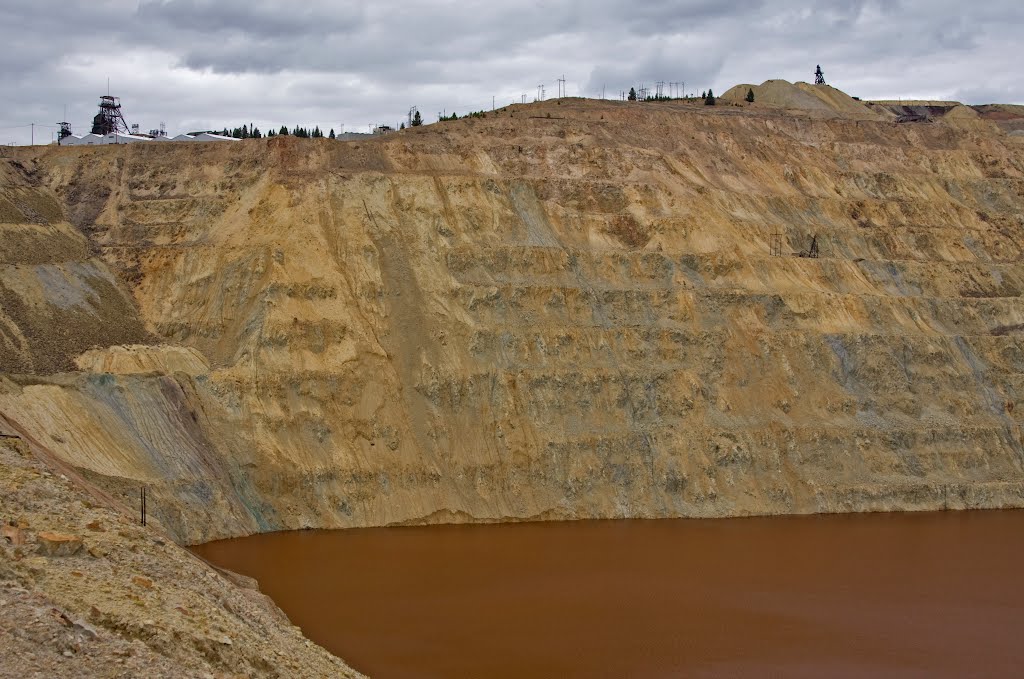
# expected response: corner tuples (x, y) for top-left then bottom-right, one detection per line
(279, 125), (288, 136)
(705, 89), (716, 106)
(268, 129), (276, 137)
(628, 87), (637, 101)
(329, 128), (336, 139)
(313, 126), (322, 138)
(412, 110), (423, 126)
(701, 90), (706, 99)
(745, 88), (755, 103)
(400, 122), (406, 130)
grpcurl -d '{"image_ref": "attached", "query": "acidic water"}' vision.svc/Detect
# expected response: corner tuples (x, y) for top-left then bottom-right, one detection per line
(192, 511), (1024, 678)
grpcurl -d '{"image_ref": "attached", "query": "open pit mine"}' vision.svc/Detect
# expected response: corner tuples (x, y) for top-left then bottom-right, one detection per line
(2, 81), (1024, 675)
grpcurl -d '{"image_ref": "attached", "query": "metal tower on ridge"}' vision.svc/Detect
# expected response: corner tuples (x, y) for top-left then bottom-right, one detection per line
(814, 65), (826, 85)
(57, 121), (72, 144)
(90, 95), (130, 135)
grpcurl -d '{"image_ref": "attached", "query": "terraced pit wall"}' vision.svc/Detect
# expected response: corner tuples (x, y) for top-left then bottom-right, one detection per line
(2, 99), (1024, 544)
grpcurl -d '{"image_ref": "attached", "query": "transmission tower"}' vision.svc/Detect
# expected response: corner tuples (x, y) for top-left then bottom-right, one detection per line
(814, 65), (826, 85)
(90, 95), (129, 135)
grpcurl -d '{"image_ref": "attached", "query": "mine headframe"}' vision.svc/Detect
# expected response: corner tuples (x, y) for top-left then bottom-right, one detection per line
(90, 95), (130, 136)
(814, 65), (826, 85)
(57, 121), (72, 144)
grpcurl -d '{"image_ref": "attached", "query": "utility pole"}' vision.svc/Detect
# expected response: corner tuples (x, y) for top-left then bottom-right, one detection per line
(30, 123), (33, 146)
(492, 95), (495, 110)
(557, 75), (566, 98)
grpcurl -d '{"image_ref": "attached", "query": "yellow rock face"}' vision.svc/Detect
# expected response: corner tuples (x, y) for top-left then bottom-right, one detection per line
(74, 345), (209, 375)
(2, 96), (1024, 543)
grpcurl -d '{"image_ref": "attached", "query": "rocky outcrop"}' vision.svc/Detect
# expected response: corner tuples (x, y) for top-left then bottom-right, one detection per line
(0, 435), (361, 677)
(2, 94), (1024, 544)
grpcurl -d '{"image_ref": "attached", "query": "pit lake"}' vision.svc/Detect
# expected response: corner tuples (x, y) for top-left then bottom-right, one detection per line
(191, 510), (1024, 678)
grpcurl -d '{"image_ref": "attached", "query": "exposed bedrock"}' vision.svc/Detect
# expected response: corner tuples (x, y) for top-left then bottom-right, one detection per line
(2, 98), (1024, 543)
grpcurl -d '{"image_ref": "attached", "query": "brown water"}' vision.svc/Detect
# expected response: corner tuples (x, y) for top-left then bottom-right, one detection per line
(192, 511), (1024, 678)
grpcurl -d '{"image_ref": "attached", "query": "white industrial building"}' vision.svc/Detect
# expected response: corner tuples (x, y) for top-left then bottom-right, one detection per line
(60, 131), (241, 146)
(60, 132), (151, 145)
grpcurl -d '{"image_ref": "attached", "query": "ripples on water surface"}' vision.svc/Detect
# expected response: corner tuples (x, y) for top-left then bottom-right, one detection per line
(192, 511), (1024, 678)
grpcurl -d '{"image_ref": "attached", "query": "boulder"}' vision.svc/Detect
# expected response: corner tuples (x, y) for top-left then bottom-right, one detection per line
(2, 525), (25, 546)
(36, 531), (83, 557)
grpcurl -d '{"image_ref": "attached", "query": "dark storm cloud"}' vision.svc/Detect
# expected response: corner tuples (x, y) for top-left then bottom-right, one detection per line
(2, 1), (1023, 146)
(136, 0), (368, 38)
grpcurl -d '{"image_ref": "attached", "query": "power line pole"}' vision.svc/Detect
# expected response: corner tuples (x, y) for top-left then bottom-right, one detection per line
(557, 75), (566, 98)
(30, 123), (33, 146)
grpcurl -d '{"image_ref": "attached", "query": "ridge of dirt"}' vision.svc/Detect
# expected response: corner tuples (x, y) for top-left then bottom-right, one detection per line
(0, 435), (362, 679)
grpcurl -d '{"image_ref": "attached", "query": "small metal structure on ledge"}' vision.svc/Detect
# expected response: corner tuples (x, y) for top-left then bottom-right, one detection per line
(140, 486), (147, 526)
(795, 234), (820, 258)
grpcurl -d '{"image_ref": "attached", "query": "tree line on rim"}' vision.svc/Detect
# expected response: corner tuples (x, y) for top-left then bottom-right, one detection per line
(208, 86), (757, 140)
(625, 86), (754, 106)
(197, 124), (338, 139)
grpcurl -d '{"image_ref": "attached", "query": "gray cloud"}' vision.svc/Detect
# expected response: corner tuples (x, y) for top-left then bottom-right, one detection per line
(2, 1), (1022, 146)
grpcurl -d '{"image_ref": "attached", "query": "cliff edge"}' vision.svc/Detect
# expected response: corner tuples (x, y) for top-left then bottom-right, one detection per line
(2, 92), (1024, 544)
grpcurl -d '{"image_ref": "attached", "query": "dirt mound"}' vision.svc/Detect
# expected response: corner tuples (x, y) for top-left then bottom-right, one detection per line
(722, 80), (882, 120)
(794, 82), (885, 120)
(722, 80), (828, 110)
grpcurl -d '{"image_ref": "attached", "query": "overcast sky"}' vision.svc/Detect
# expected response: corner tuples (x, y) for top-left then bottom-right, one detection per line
(2, 1), (1022, 145)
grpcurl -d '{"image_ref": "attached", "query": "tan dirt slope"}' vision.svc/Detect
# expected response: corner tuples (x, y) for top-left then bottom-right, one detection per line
(0, 433), (361, 678)
(2, 94), (1024, 545)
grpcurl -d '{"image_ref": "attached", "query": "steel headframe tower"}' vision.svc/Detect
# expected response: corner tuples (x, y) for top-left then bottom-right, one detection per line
(57, 121), (72, 144)
(90, 95), (130, 135)
(814, 65), (826, 85)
